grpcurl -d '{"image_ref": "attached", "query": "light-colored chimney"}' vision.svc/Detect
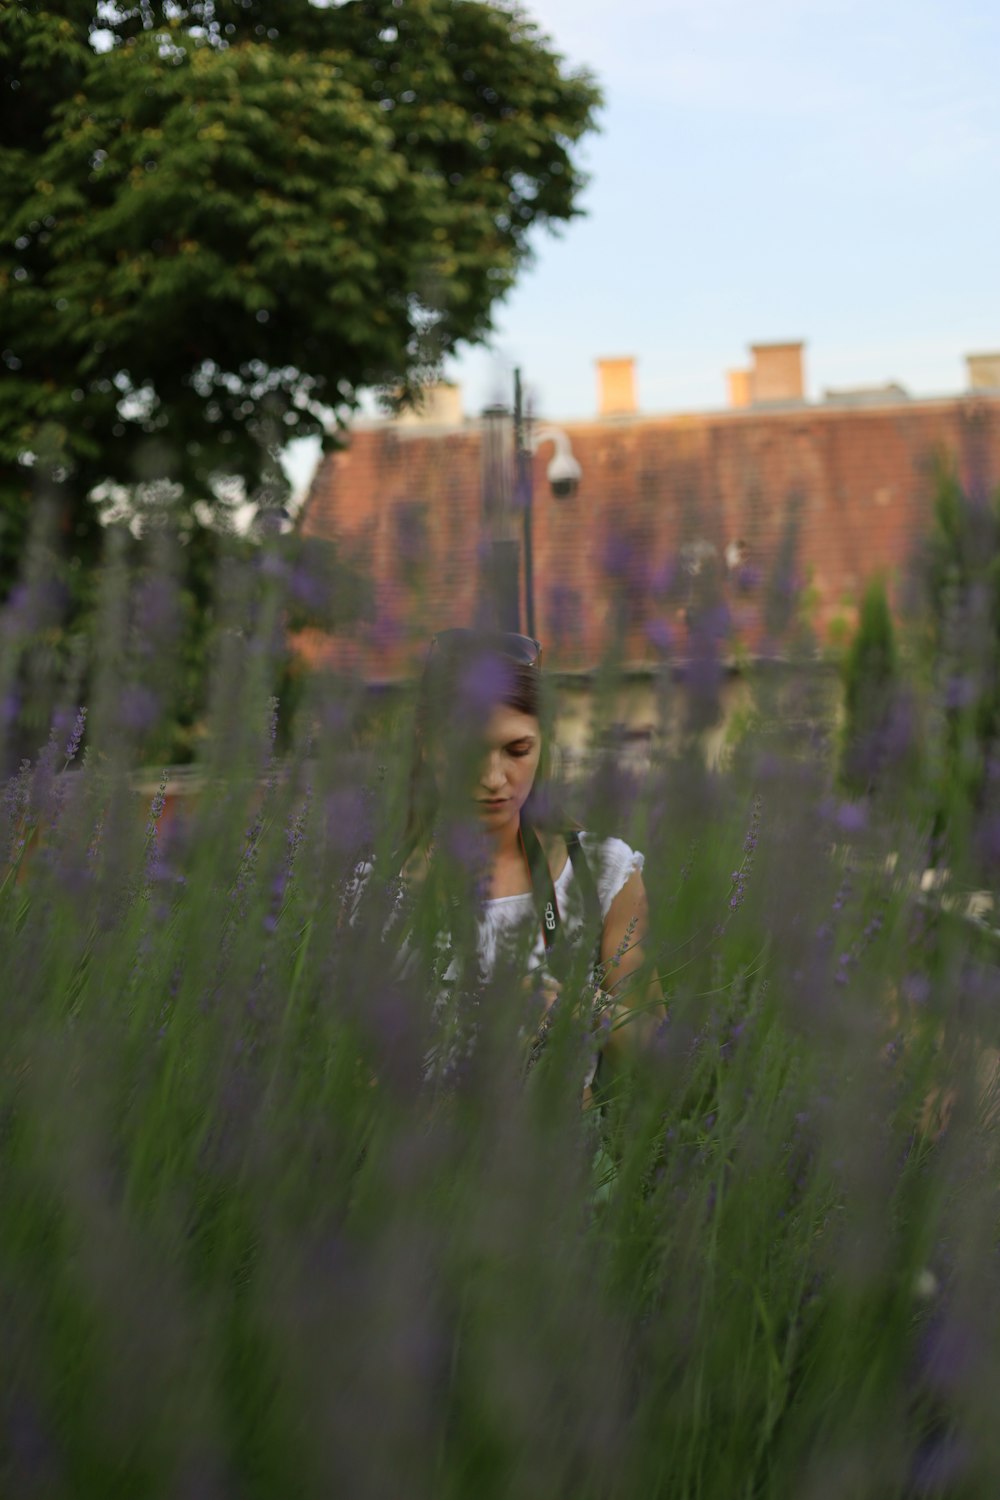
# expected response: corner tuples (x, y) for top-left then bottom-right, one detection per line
(749, 341), (806, 404)
(727, 369), (752, 409)
(596, 357), (638, 417)
(966, 353), (1000, 392)
(395, 380), (463, 427)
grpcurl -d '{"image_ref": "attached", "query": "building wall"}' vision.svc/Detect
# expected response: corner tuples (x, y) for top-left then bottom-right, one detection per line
(298, 395), (1000, 681)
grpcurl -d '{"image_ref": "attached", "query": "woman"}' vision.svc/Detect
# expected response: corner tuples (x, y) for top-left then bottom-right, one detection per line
(394, 628), (664, 1094)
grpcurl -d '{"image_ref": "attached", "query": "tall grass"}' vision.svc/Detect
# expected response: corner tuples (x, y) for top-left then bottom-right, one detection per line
(2, 500), (999, 1500)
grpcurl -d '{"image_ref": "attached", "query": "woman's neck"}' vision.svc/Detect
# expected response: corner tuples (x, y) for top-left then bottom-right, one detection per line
(485, 810), (536, 899)
(489, 808), (526, 866)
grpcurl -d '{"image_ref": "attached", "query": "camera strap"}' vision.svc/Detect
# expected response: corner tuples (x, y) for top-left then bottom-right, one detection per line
(519, 821), (603, 967)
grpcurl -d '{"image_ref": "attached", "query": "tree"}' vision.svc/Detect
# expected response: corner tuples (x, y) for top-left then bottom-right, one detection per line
(839, 575), (903, 796)
(914, 460), (1000, 875)
(0, 0), (601, 582)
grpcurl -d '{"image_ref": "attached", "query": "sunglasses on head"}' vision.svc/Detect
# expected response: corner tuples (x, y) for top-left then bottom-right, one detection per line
(428, 629), (542, 669)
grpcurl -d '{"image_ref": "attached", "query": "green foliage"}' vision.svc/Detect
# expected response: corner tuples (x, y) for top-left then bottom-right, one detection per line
(5, 526), (1000, 1497)
(839, 575), (899, 794)
(1, 505), (369, 768)
(914, 460), (1000, 875)
(0, 0), (601, 584)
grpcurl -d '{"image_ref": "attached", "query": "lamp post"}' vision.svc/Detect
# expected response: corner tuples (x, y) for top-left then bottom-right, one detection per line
(513, 368), (535, 639)
(512, 367), (582, 641)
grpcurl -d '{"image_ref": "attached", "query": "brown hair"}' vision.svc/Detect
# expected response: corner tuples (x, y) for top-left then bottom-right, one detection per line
(401, 636), (575, 860)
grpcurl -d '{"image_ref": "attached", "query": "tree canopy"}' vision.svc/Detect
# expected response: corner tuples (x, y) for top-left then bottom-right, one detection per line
(0, 0), (601, 574)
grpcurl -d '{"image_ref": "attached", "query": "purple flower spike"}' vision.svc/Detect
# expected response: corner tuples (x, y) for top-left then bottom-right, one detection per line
(290, 563), (327, 610)
(645, 618), (673, 654)
(459, 653), (516, 719)
(394, 502), (429, 568)
(441, 818), (487, 874)
(920, 1313), (978, 1397)
(910, 1433), (972, 1497)
(836, 801), (868, 834)
(64, 706), (87, 764)
(602, 532), (634, 580)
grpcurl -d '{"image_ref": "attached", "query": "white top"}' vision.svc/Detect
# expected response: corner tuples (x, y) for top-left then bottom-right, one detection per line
(474, 832), (645, 981)
(349, 832), (644, 983)
(348, 832), (645, 1088)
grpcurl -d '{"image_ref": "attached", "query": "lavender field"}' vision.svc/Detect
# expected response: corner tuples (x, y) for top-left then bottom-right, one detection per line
(2, 479), (1000, 1500)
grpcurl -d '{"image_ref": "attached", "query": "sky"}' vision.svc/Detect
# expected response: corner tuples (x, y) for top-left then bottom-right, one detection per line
(285, 0), (1000, 495)
(447, 0), (1000, 415)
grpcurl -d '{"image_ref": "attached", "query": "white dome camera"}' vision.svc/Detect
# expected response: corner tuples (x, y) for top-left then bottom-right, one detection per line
(546, 449), (583, 499)
(532, 427), (583, 499)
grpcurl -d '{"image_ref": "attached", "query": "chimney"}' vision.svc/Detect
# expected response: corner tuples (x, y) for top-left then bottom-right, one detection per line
(727, 369), (752, 409)
(967, 352), (1000, 392)
(596, 357), (638, 417)
(395, 379), (463, 427)
(749, 341), (806, 404)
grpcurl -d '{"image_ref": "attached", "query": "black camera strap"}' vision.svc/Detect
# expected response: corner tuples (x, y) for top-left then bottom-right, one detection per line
(519, 820), (602, 969)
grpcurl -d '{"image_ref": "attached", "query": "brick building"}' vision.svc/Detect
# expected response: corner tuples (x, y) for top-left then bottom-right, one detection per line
(298, 344), (1000, 681)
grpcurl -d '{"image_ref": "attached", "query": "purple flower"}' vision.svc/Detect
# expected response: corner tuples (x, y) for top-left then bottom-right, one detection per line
(650, 558), (680, 595)
(602, 531), (634, 580)
(369, 607), (403, 653)
(920, 1312), (978, 1397)
(836, 800), (868, 834)
(441, 817), (487, 873)
(882, 689), (917, 762)
(975, 814), (1000, 870)
(903, 972), (931, 1006)
(63, 705), (87, 763)
(120, 684), (160, 734)
(394, 502), (429, 569)
(645, 618), (673, 654)
(945, 675), (977, 712)
(910, 1433), (972, 1497)
(458, 653), (516, 719)
(695, 602), (731, 643)
(325, 786), (371, 853)
(290, 563), (327, 610)
(144, 772), (169, 864)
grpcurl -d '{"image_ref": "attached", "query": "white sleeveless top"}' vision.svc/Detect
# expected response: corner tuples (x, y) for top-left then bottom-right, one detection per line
(348, 832), (644, 984)
(474, 833), (644, 981)
(348, 833), (644, 1089)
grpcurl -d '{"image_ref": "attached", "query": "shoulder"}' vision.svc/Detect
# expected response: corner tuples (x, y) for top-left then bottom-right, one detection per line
(537, 828), (570, 884)
(575, 832), (645, 919)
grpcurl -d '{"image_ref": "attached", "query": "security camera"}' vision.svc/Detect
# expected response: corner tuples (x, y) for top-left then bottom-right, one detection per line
(547, 450), (582, 499)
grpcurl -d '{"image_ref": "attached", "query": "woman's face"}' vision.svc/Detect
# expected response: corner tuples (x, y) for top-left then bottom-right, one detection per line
(449, 702), (542, 833)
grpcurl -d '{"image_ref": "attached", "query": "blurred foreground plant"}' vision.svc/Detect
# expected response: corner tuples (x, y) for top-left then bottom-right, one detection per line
(2, 520), (1000, 1500)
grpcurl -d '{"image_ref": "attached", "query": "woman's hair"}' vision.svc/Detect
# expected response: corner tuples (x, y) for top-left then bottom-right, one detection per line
(401, 634), (575, 857)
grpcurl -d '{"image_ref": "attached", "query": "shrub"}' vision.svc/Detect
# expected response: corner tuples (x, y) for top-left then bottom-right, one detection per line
(1, 521), (999, 1500)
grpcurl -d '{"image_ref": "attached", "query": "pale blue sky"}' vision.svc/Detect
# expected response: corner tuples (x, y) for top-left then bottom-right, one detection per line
(445, 0), (1000, 421)
(285, 0), (999, 496)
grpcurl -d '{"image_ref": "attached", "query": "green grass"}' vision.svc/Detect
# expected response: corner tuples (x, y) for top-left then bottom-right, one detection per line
(2, 526), (1000, 1500)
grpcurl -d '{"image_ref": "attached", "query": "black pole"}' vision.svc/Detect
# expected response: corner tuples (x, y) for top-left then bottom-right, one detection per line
(514, 367), (535, 640)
